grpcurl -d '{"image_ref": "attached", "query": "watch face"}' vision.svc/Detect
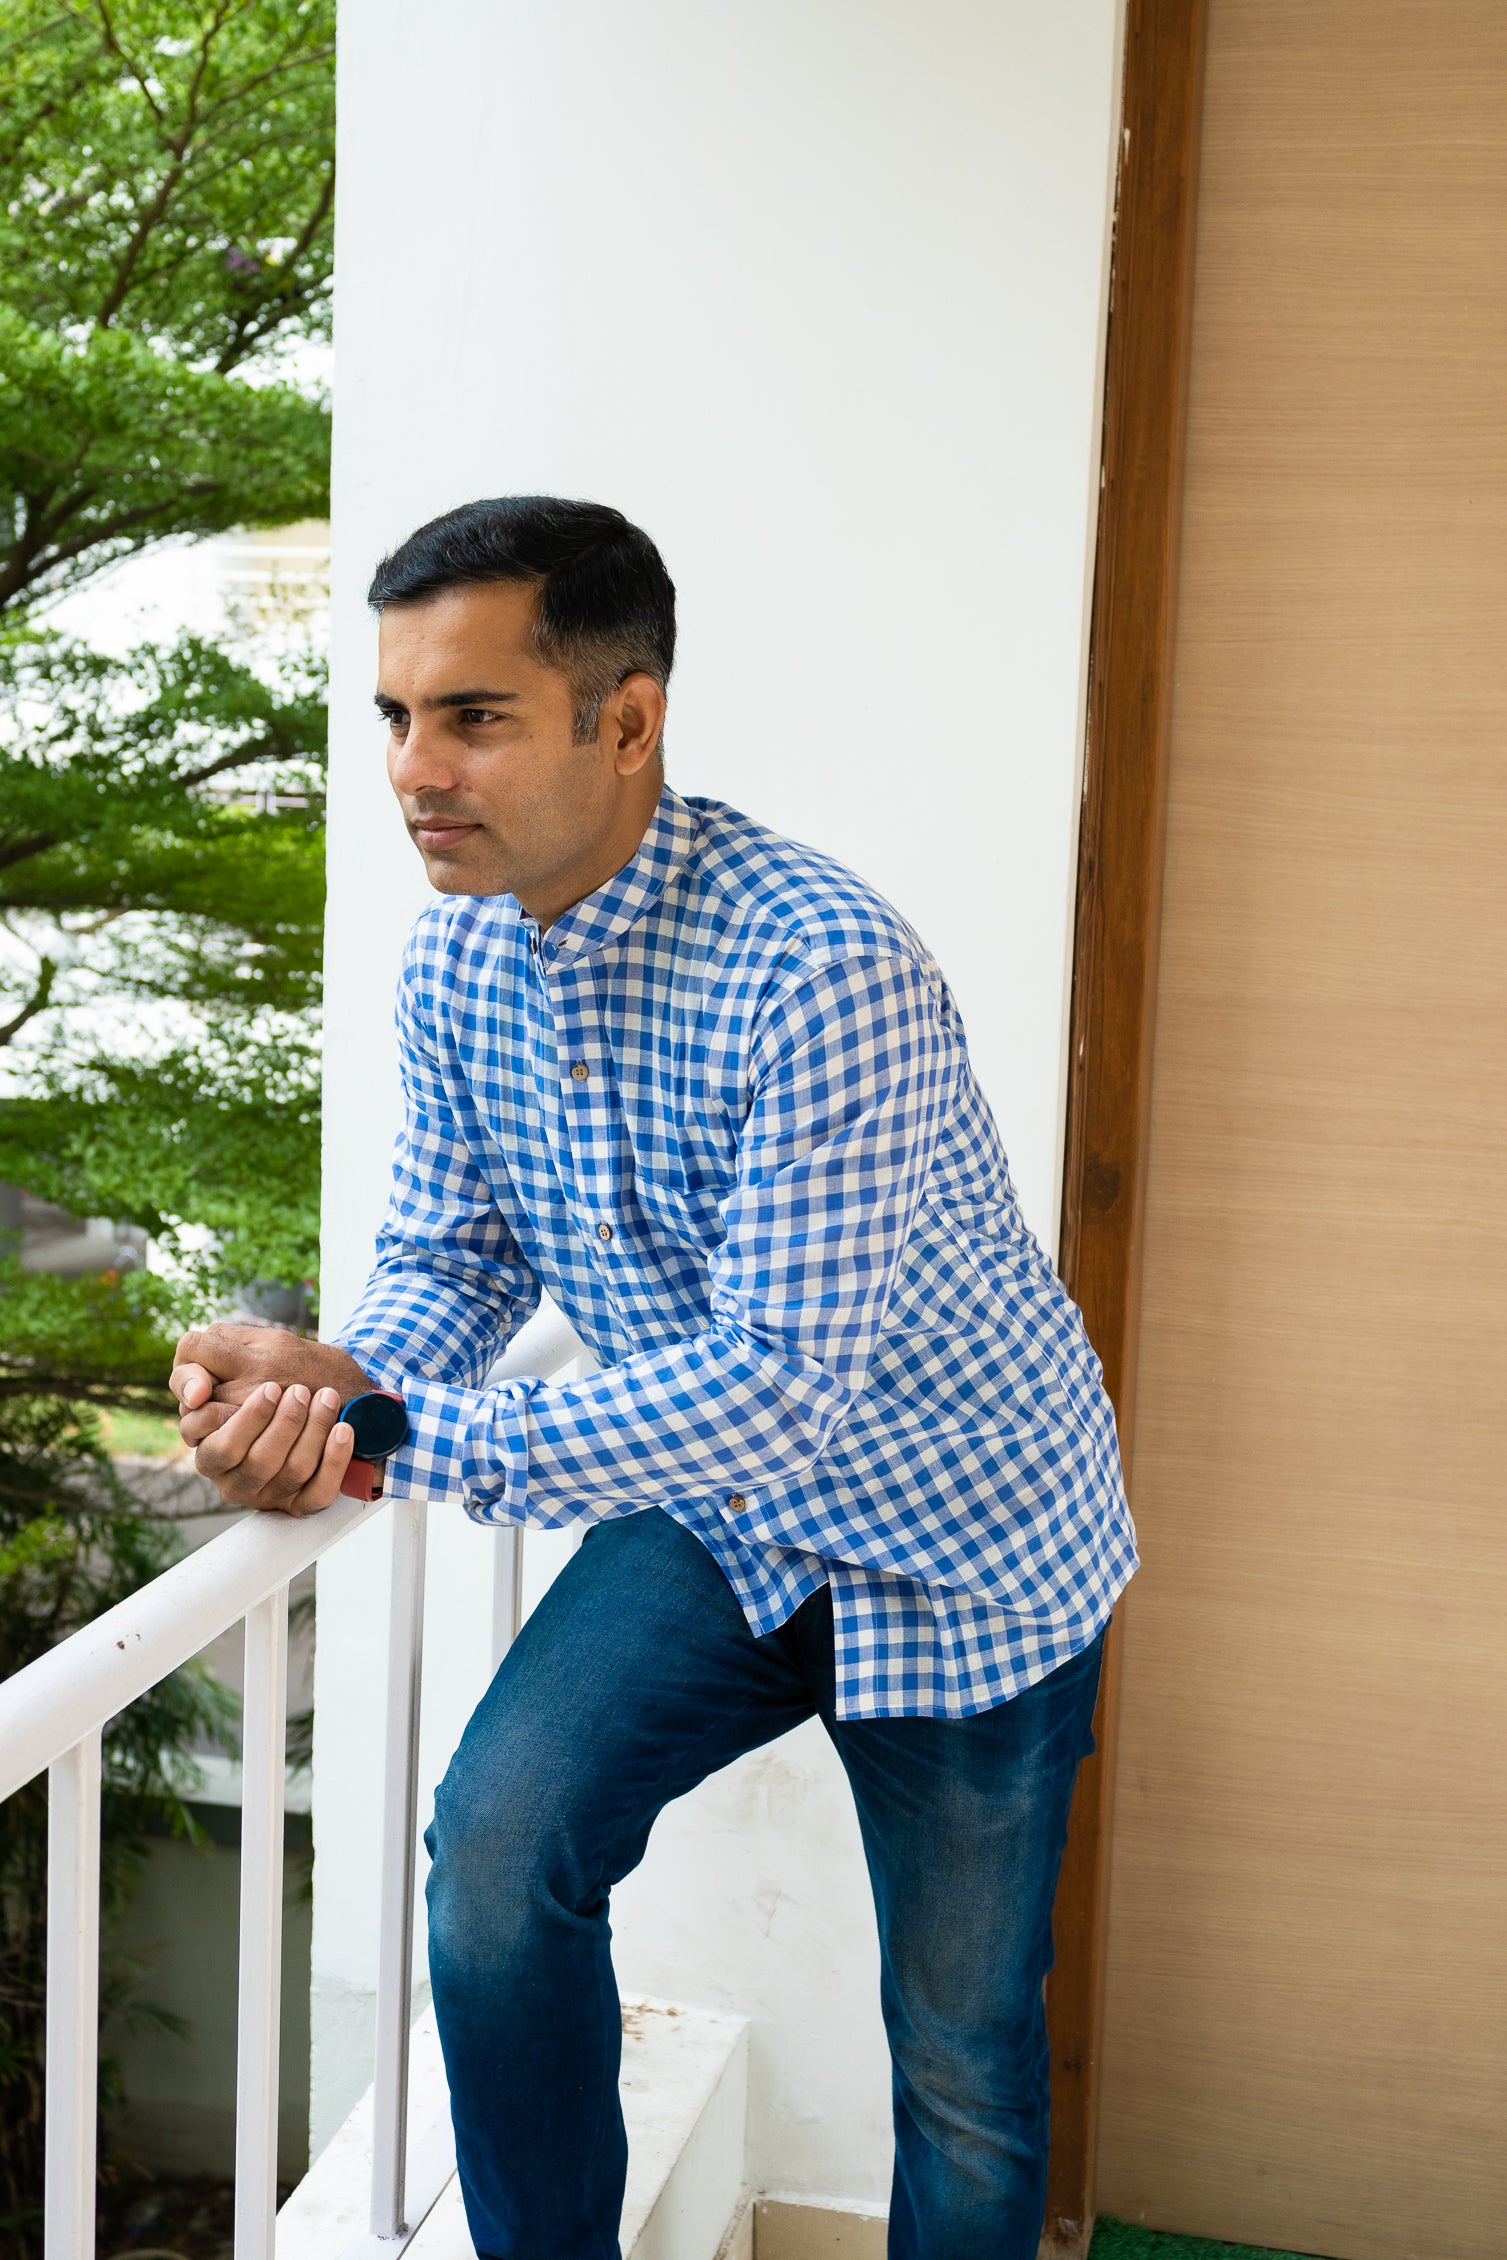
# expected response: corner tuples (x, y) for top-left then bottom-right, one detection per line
(340, 1391), (410, 1461)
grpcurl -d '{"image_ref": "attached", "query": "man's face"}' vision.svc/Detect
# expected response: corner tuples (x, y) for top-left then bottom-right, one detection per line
(375, 580), (656, 911)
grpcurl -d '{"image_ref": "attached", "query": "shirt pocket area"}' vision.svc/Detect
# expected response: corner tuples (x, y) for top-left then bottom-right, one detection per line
(632, 1170), (727, 1255)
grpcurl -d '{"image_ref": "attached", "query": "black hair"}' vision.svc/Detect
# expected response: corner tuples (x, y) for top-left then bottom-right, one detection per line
(367, 496), (676, 743)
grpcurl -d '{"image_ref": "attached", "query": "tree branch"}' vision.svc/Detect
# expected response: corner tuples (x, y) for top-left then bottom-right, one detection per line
(7, 480), (227, 597)
(88, 0), (166, 131)
(0, 958), (58, 1047)
(0, 731), (306, 891)
(89, 0), (237, 327)
(172, 738), (299, 791)
(214, 167), (336, 373)
(0, 1369), (176, 1414)
(193, 38), (335, 129)
(0, 832), (60, 877)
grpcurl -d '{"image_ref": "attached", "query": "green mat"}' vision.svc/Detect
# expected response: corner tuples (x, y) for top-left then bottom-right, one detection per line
(1089, 2218), (1326, 2260)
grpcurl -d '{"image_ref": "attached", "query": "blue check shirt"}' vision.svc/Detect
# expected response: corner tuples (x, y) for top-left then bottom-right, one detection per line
(335, 786), (1137, 1718)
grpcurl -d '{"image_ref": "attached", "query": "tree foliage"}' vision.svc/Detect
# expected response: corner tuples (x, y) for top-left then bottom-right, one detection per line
(0, 4), (334, 2230)
(0, 308), (330, 611)
(0, 12), (335, 2226)
(0, 0), (335, 611)
(0, 630), (326, 1019)
(0, 627), (326, 1374)
(0, 1259), (187, 1410)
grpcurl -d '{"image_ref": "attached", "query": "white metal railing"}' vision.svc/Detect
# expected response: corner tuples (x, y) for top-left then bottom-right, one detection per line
(0, 1303), (582, 2260)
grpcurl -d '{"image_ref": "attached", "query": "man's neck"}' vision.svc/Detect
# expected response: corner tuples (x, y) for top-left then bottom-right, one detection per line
(519, 774), (663, 931)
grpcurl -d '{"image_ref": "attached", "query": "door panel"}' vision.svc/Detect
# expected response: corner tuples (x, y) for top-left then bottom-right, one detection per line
(1095, 6), (1507, 2254)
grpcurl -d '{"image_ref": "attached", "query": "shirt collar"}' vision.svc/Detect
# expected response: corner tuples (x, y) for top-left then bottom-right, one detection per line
(525, 783), (698, 969)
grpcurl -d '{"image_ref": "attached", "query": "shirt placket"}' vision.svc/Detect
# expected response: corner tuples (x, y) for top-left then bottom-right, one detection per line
(519, 925), (577, 1213)
(541, 951), (626, 1307)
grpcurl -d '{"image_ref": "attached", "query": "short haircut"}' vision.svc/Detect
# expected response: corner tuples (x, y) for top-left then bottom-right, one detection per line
(367, 496), (676, 744)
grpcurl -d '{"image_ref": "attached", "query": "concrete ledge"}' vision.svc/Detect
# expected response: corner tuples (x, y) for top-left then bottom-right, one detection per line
(620, 1997), (749, 2258)
(278, 1994), (748, 2260)
(722, 2194), (1069, 2257)
(750, 2198), (888, 2258)
(276, 2005), (452, 2258)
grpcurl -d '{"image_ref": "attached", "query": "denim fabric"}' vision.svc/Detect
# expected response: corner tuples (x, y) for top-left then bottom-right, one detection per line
(425, 1509), (1104, 2260)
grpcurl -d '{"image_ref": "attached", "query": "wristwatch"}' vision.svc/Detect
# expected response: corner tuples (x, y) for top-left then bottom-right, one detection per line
(337, 1389), (411, 1501)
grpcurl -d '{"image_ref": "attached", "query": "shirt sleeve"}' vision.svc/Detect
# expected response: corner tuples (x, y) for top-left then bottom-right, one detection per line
(377, 949), (956, 1527)
(331, 926), (541, 1399)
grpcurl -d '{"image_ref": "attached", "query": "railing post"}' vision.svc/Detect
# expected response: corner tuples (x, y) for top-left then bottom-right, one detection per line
(46, 1729), (101, 2260)
(490, 1525), (525, 1674)
(370, 1496), (428, 2238)
(235, 1587), (290, 2260)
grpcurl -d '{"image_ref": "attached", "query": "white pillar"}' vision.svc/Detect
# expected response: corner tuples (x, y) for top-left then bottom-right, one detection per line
(319, 0), (1126, 2196)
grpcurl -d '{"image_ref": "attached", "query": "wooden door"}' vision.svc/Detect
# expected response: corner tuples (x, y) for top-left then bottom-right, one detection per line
(1094, 6), (1507, 2256)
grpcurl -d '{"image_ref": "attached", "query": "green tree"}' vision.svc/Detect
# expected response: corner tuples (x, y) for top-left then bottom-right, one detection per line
(0, 0), (335, 1390)
(0, 0), (334, 612)
(0, 628), (326, 1399)
(0, 9), (335, 2221)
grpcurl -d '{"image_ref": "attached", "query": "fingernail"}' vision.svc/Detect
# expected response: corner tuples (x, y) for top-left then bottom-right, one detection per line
(263, 1382), (282, 1402)
(290, 1384), (310, 1406)
(333, 1422), (353, 1443)
(318, 1388), (340, 1411)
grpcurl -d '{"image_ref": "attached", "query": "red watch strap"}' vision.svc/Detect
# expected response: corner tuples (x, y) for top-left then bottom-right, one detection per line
(339, 1455), (386, 1501)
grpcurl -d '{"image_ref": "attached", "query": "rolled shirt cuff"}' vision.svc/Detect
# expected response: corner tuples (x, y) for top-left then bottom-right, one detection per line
(332, 1340), (530, 1521)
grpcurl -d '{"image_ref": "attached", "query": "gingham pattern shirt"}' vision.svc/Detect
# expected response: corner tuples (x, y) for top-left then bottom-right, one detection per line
(335, 787), (1137, 1719)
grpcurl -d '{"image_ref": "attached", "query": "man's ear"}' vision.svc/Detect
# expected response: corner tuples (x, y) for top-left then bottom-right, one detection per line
(605, 672), (666, 775)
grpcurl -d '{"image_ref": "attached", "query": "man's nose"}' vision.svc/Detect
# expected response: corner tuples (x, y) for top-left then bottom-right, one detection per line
(388, 718), (461, 798)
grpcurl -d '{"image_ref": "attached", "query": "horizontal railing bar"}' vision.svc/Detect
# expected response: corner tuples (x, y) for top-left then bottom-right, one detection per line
(0, 1301), (583, 1806)
(0, 1494), (376, 1806)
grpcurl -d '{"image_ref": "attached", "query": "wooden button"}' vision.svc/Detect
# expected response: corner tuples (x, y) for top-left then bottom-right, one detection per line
(570, 1062), (589, 1082)
(597, 1222), (613, 1243)
(728, 1492), (747, 1511)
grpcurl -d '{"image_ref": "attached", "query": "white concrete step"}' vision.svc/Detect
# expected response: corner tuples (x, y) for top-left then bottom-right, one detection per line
(277, 1994), (747, 2260)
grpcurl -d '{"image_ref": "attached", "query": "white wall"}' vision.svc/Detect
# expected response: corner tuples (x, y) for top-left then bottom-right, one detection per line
(316, 0), (1126, 2199)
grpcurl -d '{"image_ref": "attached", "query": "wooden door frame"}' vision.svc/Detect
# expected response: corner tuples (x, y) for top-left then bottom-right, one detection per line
(1041, 3), (1209, 2251)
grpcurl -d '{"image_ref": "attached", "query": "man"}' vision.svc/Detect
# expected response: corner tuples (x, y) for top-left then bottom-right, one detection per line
(173, 496), (1137, 2260)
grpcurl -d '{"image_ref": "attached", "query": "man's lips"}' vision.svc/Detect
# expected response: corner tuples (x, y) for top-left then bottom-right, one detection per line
(412, 818), (482, 852)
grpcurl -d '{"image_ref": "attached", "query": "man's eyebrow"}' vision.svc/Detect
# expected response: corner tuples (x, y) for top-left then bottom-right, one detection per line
(373, 688), (522, 710)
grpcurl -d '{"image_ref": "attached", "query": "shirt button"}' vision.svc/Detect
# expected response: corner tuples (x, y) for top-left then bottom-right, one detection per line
(597, 1222), (613, 1244)
(570, 1062), (589, 1082)
(728, 1492), (747, 1512)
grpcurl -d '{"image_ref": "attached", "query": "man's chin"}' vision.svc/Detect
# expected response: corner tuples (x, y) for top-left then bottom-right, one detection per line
(419, 846), (509, 897)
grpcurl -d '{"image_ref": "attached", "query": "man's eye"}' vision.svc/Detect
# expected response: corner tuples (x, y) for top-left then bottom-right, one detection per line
(460, 708), (502, 726)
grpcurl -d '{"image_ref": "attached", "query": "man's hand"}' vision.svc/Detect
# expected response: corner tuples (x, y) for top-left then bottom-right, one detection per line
(170, 1325), (377, 1517)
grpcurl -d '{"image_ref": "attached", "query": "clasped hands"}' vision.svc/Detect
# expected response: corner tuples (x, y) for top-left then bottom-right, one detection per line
(170, 1324), (376, 1516)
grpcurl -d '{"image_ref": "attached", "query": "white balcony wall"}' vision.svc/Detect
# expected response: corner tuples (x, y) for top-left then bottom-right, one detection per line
(319, 0), (1126, 2201)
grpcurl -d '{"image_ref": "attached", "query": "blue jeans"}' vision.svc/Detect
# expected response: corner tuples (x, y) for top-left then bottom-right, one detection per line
(425, 1509), (1103, 2260)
